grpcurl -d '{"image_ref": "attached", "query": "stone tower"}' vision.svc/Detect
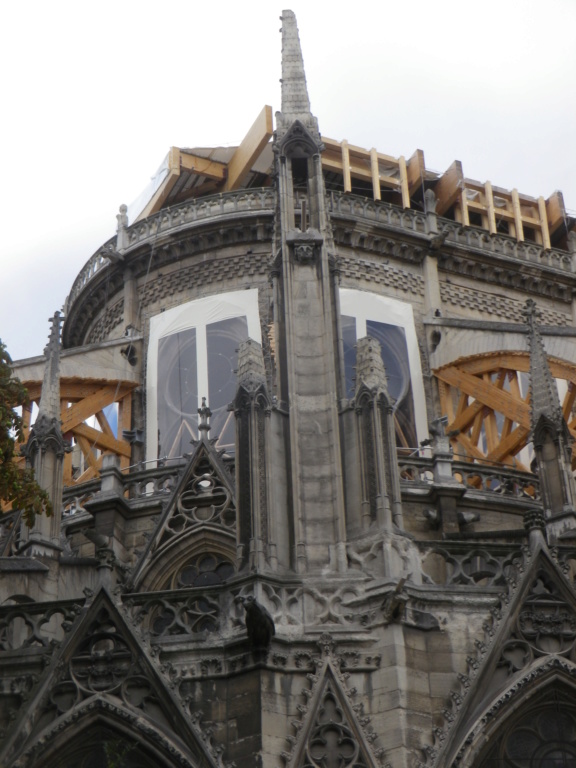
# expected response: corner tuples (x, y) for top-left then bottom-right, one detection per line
(3, 9), (576, 768)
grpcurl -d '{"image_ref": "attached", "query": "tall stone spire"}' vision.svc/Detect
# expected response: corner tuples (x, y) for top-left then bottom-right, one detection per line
(38, 311), (64, 423)
(276, 10), (320, 141)
(23, 312), (67, 554)
(270, 11), (347, 574)
(523, 299), (576, 528)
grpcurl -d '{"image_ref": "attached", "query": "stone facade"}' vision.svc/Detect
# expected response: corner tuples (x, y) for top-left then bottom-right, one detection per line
(3, 9), (576, 768)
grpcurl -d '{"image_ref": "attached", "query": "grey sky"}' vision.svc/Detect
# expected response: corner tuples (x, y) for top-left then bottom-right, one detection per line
(1, 0), (575, 361)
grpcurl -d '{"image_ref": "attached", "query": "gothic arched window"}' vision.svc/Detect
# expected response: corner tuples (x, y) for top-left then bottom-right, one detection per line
(339, 288), (428, 449)
(478, 687), (576, 767)
(146, 289), (261, 459)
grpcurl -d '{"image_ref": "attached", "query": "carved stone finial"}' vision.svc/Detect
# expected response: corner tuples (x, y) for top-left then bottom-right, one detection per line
(354, 336), (389, 396)
(198, 397), (212, 437)
(524, 299), (564, 432)
(116, 204), (129, 251)
(424, 188), (437, 214)
(39, 312), (64, 421)
(116, 203), (129, 231)
(236, 339), (267, 393)
(317, 632), (335, 657)
(524, 506), (546, 533)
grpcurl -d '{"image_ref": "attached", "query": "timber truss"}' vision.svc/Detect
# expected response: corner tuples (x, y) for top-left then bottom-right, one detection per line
(16, 378), (134, 487)
(435, 351), (576, 471)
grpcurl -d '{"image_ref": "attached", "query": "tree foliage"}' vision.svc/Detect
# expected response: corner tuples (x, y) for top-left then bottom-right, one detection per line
(0, 341), (52, 526)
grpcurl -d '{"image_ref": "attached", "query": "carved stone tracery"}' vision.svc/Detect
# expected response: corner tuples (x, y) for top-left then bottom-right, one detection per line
(303, 680), (369, 768)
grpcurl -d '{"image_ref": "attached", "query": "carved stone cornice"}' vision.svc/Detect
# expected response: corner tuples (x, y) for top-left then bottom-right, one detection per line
(64, 218), (273, 348)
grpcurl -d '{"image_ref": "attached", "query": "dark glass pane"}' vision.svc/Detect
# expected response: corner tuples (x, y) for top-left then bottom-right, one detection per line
(341, 315), (357, 399)
(366, 320), (417, 448)
(157, 328), (197, 458)
(207, 316), (248, 448)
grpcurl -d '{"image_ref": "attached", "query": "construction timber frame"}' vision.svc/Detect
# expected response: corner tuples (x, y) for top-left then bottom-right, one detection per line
(435, 351), (576, 471)
(134, 105), (572, 251)
(16, 378), (135, 486)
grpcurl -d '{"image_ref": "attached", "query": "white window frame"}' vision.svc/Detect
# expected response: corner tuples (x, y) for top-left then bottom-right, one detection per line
(146, 289), (261, 461)
(339, 288), (428, 446)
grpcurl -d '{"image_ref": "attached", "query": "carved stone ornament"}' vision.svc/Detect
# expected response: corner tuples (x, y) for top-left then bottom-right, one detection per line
(294, 243), (316, 263)
(282, 637), (385, 768)
(1, 590), (220, 768)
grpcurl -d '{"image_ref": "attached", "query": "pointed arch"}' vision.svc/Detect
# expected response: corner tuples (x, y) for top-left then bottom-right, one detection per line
(138, 529), (237, 592)
(14, 695), (201, 768)
(129, 439), (238, 591)
(0, 589), (218, 768)
(284, 661), (382, 768)
(433, 546), (576, 766)
(456, 660), (576, 767)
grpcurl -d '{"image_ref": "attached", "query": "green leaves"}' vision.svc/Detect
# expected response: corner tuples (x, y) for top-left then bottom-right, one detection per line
(0, 341), (52, 526)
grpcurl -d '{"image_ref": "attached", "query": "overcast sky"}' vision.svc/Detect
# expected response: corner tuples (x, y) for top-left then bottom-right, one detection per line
(1, 0), (575, 362)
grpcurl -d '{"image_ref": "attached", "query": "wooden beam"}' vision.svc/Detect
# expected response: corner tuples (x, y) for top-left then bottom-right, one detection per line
(75, 434), (99, 472)
(449, 399), (484, 433)
(538, 196), (551, 249)
(546, 190), (566, 236)
(511, 188), (524, 241)
(73, 423), (131, 457)
(225, 105), (273, 191)
(179, 152), (227, 180)
(435, 367), (530, 426)
(60, 385), (123, 433)
(437, 379), (454, 423)
(136, 147), (182, 221)
(398, 155), (410, 209)
(486, 425), (530, 465)
(341, 140), (352, 193)
(435, 160), (464, 216)
(452, 432), (487, 462)
(563, 382), (576, 421)
(370, 148), (381, 201)
(407, 149), (425, 197)
(63, 452), (73, 485)
(484, 181), (497, 236)
(118, 390), (132, 471)
(75, 463), (101, 485)
(95, 411), (115, 438)
(322, 137), (398, 164)
(470, 409), (484, 449)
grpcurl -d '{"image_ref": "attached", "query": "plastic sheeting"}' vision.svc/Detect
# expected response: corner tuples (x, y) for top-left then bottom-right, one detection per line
(339, 288), (428, 446)
(146, 290), (261, 460)
(127, 154), (170, 224)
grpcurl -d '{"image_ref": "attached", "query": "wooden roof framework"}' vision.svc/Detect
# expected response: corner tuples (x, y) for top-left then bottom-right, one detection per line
(15, 379), (135, 490)
(435, 352), (576, 473)
(133, 106), (574, 250)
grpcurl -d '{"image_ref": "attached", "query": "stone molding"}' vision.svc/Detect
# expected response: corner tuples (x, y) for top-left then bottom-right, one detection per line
(64, 190), (575, 348)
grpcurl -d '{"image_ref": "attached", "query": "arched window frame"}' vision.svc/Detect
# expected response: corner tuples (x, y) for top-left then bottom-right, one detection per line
(146, 289), (262, 461)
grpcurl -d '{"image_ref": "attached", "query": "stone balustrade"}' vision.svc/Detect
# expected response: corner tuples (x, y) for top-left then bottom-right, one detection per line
(65, 189), (575, 313)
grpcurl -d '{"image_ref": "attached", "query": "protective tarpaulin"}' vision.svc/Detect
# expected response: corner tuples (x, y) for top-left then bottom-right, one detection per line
(146, 290), (261, 460)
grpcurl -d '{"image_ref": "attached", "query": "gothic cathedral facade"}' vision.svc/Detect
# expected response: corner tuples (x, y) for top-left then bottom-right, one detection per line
(3, 10), (576, 768)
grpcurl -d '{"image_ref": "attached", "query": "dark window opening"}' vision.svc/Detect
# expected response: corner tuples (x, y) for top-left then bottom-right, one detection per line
(157, 315), (248, 458)
(342, 314), (417, 449)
